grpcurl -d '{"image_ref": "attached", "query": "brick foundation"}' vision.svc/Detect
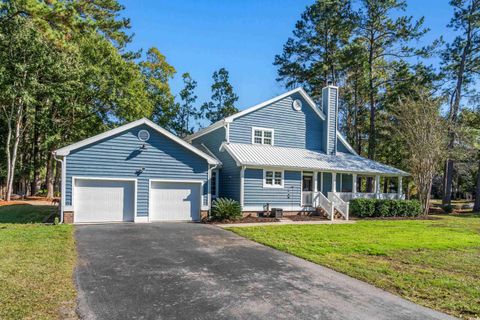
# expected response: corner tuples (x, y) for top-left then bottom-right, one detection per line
(63, 211), (74, 224)
(242, 210), (318, 218)
(200, 210), (209, 221)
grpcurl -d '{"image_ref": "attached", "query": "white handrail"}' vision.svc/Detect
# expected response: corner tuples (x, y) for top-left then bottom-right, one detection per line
(316, 192), (334, 220)
(328, 192), (349, 220)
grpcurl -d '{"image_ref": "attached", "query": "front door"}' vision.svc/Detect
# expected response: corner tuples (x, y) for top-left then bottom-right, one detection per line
(302, 175), (313, 192)
(302, 174), (313, 206)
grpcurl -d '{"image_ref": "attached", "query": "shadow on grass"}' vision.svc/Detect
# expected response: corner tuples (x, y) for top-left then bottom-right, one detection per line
(0, 204), (57, 224)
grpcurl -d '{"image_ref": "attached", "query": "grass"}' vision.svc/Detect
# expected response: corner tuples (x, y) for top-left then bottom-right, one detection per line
(0, 204), (77, 319)
(227, 215), (480, 319)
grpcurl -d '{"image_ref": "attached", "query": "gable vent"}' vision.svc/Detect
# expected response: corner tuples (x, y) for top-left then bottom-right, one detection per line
(138, 129), (150, 142)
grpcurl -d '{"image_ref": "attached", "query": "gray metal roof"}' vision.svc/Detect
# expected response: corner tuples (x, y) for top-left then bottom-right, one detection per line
(222, 143), (408, 176)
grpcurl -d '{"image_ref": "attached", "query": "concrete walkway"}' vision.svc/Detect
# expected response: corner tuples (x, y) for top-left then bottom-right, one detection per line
(75, 223), (455, 320)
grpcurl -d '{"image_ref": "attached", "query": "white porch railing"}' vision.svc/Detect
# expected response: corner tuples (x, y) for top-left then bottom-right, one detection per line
(335, 192), (405, 202)
(302, 191), (314, 207)
(315, 192), (335, 220)
(302, 191), (337, 221)
(328, 192), (349, 220)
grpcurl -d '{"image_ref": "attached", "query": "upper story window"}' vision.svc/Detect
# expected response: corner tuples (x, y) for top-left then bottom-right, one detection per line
(252, 127), (274, 145)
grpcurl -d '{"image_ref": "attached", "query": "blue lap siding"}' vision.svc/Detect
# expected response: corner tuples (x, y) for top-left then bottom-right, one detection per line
(190, 127), (240, 201)
(229, 93), (325, 151)
(243, 169), (301, 209)
(65, 124), (209, 217)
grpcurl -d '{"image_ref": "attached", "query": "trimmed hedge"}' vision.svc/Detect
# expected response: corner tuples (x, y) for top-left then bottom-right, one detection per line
(350, 198), (422, 218)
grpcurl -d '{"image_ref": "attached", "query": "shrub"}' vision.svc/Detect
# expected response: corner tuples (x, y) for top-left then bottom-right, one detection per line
(350, 198), (376, 217)
(210, 198), (242, 221)
(350, 198), (422, 218)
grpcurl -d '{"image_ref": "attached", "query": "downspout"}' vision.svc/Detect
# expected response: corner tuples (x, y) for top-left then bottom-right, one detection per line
(53, 152), (65, 224)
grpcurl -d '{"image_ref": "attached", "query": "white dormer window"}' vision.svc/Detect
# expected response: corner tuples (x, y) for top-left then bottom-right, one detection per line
(252, 127), (274, 145)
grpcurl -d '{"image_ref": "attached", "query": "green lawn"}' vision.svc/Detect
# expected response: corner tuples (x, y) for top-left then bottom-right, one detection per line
(227, 215), (480, 319)
(0, 204), (77, 319)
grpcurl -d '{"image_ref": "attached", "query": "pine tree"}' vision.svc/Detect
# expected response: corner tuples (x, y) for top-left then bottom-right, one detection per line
(441, 0), (480, 206)
(274, 0), (355, 100)
(174, 73), (200, 137)
(201, 68), (239, 123)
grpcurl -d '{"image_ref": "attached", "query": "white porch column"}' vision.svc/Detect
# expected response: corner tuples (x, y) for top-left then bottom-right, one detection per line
(332, 172), (337, 193)
(352, 173), (357, 194)
(313, 172), (318, 192)
(240, 166), (245, 207)
(398, 176), (403, 198)
(375, 175), (381, 198)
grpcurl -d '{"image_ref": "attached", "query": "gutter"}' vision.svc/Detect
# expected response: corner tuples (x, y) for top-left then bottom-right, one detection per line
(53, 152), (64, 224)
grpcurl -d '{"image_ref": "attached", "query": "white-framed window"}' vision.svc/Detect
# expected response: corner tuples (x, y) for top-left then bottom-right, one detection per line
(263, 170), (283, 188)
(252, 127), (274, 145)
(211, 170), (219, 199)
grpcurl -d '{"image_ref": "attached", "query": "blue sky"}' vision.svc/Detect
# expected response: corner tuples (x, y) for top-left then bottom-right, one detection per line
(121, 0), (456, 111)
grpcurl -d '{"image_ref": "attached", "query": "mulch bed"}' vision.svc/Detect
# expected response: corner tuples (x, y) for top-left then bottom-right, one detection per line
(204, 216), (279, 224)
(351, 215), (442, 221)
(283, 215), (327, 221)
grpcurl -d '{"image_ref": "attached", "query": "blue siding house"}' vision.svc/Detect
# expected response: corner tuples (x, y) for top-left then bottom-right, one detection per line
(55, 85), (407, 224)
(186, 85), (408, 220)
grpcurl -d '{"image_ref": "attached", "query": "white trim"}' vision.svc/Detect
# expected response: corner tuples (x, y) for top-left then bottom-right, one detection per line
(225, 87), (325, 123)
(185, 120), (227, 143)
(225, 123), (230, 143)
(251, 127), (274, 146)
(337, 131), (358, 155)
(61, 156), (66, 222)
(240, 167), (245, 207)
(71, 176), (138, 223)
(332, 172), (337, 193)
(185, 87), (326, 142)
(207, 167), (212, 208)
(263, 169), (284, 188)
(148, 179), (206, 221)
(200, 143), (222, 165)
(320, 172), (324, 193)
(398, 176), (403, 196)
(353, 173), (358, 194)
(54, 118), (219, 165)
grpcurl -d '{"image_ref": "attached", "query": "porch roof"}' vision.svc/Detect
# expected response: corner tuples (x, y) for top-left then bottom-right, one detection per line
(221, 143), (408, 176)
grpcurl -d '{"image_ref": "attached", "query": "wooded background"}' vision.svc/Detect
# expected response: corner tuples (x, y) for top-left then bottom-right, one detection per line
(0, 0), (478, 211)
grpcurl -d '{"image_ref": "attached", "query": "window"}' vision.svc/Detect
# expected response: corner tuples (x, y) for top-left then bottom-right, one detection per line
(252, 127), (274, 145)
(264, 170), (283, 188)
(211, 170), (218, 199)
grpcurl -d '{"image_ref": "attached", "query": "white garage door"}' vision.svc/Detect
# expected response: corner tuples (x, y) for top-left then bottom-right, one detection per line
(74, 179), (135, 223)
(149, 181), (200, 221)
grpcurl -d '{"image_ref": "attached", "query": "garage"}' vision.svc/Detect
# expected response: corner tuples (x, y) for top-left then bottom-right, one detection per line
(149, 181), (201, 221)
(74, 179), (136, 223)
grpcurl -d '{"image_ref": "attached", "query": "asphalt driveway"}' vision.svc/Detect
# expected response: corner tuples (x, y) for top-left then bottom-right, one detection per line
(75, 223), (454, 320)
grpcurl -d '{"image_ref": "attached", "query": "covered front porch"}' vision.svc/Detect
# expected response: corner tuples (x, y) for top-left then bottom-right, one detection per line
(301, 172), (405, 220)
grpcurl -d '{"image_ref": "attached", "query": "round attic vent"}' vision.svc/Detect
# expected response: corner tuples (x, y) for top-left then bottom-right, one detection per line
(138, 129), (150, 142)
(292, 99), (302, 111)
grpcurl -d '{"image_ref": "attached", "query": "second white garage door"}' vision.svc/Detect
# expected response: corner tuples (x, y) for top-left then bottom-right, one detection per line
(149, 181), (201, 221)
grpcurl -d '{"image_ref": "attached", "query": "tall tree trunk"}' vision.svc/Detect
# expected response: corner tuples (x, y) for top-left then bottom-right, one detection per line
(31, 104), (40, 196)
(442, 15), (472, 206)
(45, 151), (54, 199)
(6, 105), (23, 201)
(474, 156), (480, 212)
